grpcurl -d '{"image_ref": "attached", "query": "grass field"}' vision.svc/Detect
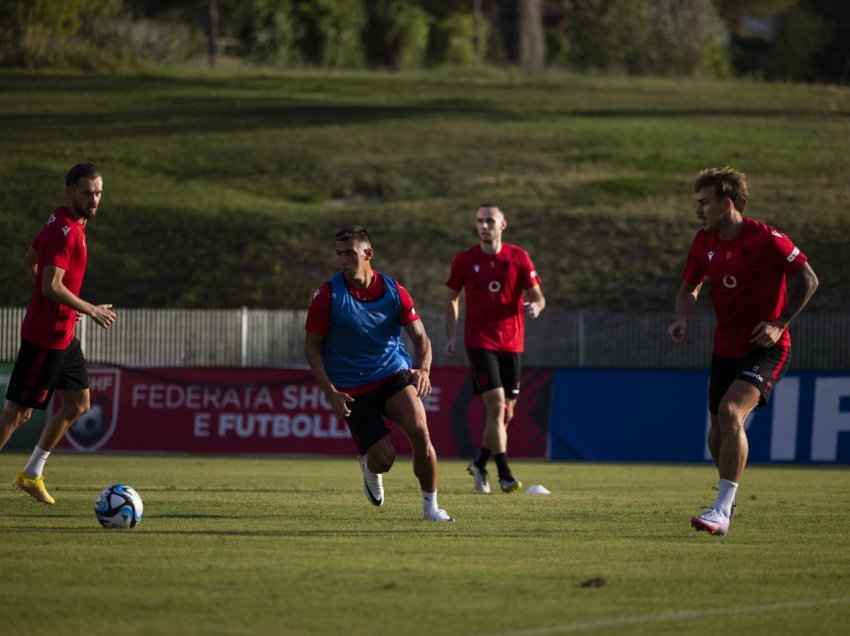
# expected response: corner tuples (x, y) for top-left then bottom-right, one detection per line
(1, 453), (848, 635)
(1, 68), (849, 312)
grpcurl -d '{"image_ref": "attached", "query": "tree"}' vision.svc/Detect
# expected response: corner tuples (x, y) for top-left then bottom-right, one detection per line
(501, 0), (545, 68)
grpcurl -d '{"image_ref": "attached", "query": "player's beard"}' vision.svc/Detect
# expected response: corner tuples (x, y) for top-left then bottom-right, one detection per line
(73, 202), (97, 220)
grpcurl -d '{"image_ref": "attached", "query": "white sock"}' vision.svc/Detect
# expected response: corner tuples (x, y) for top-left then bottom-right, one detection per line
(24, 446), (51, 478)
(422, 490), (439, 513)
(714, 479), (738, 518)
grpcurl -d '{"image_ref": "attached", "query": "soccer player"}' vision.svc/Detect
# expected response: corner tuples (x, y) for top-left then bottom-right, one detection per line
(0, 163), (117, 504)
(668, 167), (818, 536)
(304, 225), (452, 522)
(444, 204), (545, 494)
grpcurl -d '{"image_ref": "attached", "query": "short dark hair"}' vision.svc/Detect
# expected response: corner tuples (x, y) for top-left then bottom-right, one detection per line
(694, 167), (748, 212)
(335, 225), (371, 244)
(66, 163), (102, 187)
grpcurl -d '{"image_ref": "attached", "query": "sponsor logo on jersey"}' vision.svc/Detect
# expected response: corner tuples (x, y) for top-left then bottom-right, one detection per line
(722, 275), (738, 288)
(488, 280), (501, 293)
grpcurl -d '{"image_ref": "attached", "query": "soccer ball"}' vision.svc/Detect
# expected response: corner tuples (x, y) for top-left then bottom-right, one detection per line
(94, 484), (143, 529)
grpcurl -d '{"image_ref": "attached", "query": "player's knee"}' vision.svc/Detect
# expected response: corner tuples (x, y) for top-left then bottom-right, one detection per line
(372, 454), (395, 473)
(717, 400), (747, 432)
(408, 426), (432, 455)
(367, 441), (396, 472)
(66, 399), (90, 421)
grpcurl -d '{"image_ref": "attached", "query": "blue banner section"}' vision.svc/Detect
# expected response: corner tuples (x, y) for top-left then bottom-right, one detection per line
(549, 370), (850, 464)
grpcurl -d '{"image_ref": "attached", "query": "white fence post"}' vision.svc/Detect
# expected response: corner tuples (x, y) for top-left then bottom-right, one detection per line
(241, 306), (248, 367)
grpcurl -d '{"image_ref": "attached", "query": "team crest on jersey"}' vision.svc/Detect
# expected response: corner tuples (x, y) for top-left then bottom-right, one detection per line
(63, 367), (121, 452)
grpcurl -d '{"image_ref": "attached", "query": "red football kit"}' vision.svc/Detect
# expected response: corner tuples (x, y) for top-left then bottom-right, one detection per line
(445, 243), (542, 352)
(21, 207), (88, 350)
(682, 217), (807, 357)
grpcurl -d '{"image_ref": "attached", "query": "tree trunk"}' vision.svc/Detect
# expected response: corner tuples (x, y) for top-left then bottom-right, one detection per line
(207, 0), (220, 68)
(502, 0), (544, 69)
(473, 0), (484, 66)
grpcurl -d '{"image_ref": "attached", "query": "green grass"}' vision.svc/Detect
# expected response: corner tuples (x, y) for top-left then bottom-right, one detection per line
(1, 68), (849, 312)
(1, 453), (848, 635)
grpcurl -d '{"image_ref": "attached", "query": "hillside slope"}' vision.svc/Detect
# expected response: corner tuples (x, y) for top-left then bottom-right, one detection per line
(1, 69), (847, 315)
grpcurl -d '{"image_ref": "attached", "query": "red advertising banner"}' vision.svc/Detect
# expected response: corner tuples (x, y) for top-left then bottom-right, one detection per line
(57, 366), (553, 458)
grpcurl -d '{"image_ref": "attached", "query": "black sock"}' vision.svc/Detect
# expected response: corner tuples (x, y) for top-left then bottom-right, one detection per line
(474, 447), (492, 470)
(494, 453), (513, 481)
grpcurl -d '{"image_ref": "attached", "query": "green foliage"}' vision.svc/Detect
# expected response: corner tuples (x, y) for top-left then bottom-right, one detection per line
(427, 12), (479, 67)
(0, 0), (122, 68)
(1, 454), (849, 635)
(362, 0), (431, 69)
(236, 0), (302, 66)
(292, 0), (366, 68)
(570, 0), (731, 76)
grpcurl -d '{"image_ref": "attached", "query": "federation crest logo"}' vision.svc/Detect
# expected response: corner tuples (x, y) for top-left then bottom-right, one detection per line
(65, 367), (121, 452)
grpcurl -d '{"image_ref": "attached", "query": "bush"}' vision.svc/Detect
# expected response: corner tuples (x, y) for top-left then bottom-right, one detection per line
(427, 12), (480, 67)
(0, 0), (122, 69)
(237, 0), (302, 66)
(362, 0), (430, 70)
(569, 0), (731, 77)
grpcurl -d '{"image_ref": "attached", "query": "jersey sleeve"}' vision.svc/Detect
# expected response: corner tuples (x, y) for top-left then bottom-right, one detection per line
(682, 233), (706, 286)
(39, 224), (77, 271)
(768, 227), (807, 274)
(396, 283), (421, 326)
(445, 252), (465, 292)
(520, 249), (542, 289)
(304, 282), (332, 336)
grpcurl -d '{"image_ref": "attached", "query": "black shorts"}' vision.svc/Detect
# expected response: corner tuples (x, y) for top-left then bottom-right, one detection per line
(467, 348), (521, 399)
(345, 371), (415, 455)
(708, 344), (791, 414)
(5, 338), (89, 410)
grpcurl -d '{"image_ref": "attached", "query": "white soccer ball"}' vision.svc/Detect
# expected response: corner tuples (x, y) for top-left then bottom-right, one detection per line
(94, 484), (144, 529)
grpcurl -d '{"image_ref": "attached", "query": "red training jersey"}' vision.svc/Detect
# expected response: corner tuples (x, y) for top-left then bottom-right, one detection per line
(446, 243), (541, 352)
(305, 271), (420, 336)
(682, 217), (807, 357)
(21, 207), (88, 350)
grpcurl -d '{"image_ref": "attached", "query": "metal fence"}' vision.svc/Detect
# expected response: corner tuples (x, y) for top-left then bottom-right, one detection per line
(1, 306), (848, 370)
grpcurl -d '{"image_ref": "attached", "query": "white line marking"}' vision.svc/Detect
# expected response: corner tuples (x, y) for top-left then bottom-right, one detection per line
(477, 597), (850, 636)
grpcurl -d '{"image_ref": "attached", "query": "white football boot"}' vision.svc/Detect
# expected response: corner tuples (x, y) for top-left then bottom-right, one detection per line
(360, 455), (384, 507)
(691, 506), (730, 536)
